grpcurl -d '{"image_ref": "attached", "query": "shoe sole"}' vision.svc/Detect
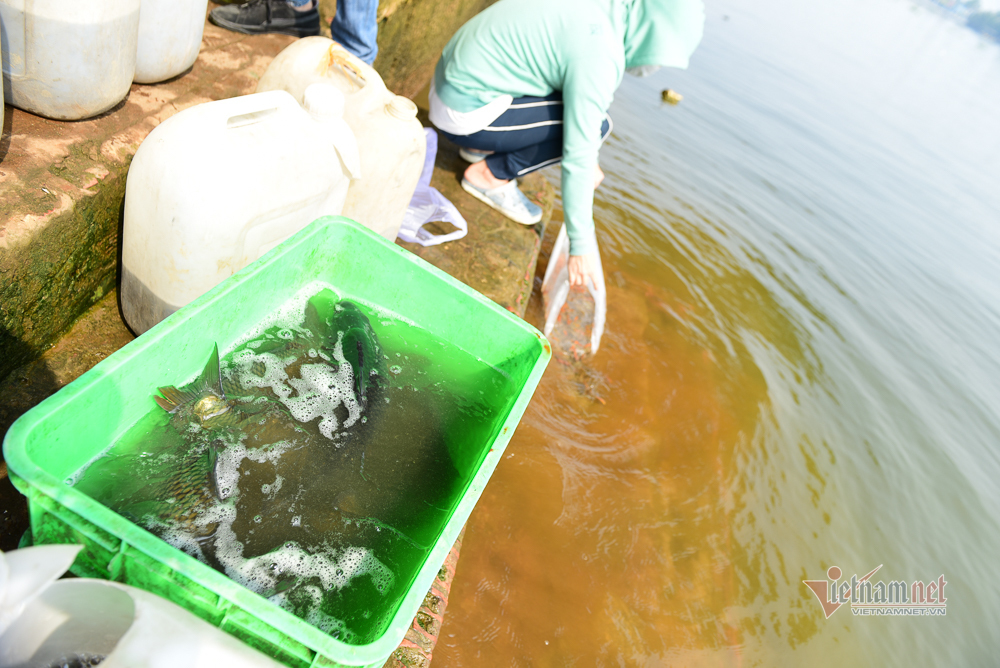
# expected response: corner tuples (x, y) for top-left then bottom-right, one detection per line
(459, 148), (489, 163)
(209, 15), (320, 37)
(461, 180), (542, 226)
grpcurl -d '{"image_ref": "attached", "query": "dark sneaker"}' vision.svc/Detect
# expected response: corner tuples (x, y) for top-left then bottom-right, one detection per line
(209, 0), (320, 37)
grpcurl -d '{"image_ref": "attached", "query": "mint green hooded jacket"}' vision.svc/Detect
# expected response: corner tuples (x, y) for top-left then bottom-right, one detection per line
(433, 0), (705, 256)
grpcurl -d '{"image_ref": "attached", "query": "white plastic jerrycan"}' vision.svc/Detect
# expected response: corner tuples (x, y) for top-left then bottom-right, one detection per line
(121, 85), (360, 336)
(0, 545), (286, 668)
(256, 36), (425, 241)
(0, 0), (140, 120)
(134, 0), (209, 84)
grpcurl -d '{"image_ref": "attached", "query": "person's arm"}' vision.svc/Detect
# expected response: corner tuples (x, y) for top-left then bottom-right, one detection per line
(560, 57), (619, 285)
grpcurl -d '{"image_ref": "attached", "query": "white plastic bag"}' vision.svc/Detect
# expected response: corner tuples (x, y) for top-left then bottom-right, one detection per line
(398, 129), (468, 246)
(541, 225), (607, 356)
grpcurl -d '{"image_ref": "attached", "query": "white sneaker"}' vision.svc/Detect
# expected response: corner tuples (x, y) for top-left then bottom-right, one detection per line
(461, 178), (542, 225)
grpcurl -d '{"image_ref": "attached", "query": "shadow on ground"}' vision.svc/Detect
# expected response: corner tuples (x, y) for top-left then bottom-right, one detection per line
(0, 295), (134, 550)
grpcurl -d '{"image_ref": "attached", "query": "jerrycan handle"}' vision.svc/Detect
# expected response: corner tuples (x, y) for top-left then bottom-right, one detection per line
(320, 43), (368, 85)
(226, 107), (280, 130)
(304, 83), (362, 179)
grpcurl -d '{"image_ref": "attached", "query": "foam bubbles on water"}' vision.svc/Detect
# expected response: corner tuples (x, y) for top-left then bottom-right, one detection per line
(214, 437), (297, 500)
(232, 350), (294, 400)
(244, 439), (296, 464)
(152, 500), (237, 564)
(213, 442), (247, 500)
(284, 362), (359, 438)
(262, 474), (283, 497)
(306, 606), (351, 640)
(217, 537), (394, 612)
(230, 322), (360, 440)
(224, 281), (340, 353)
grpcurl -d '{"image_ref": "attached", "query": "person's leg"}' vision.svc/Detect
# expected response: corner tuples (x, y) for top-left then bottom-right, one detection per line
(444, 94), (611, 177)
(330, 0), (379, 66)
(434, 94), (559, 224)
(437, 95), (612, 225)
(485, 112), (612, 180)
(209, 0), (320, 37)
(442, 94), (565, 154)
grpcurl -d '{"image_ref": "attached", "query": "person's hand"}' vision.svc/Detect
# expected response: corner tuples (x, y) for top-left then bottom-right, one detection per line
(568, 253), (601, 287)
(594, 165), (605, 189)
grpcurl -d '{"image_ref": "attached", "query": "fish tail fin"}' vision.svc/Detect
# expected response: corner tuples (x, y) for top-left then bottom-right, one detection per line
(154, 393), (177, 413)
(155, 385), (197, 412)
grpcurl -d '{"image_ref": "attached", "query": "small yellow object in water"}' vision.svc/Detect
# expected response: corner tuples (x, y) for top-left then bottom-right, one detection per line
(661, 89), (683, 105)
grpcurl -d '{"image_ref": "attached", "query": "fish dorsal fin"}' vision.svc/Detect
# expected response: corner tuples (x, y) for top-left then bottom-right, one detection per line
(195, 343), (226, 399)
(153, 343), (225, 412)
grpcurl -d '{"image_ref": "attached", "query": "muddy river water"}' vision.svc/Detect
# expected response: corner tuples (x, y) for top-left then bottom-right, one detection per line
(434, 0), (1000, 665)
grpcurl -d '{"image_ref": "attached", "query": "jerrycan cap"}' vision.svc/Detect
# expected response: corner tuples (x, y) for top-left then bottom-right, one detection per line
(386, 95), (418, 121)
(303, 83), (346, 122)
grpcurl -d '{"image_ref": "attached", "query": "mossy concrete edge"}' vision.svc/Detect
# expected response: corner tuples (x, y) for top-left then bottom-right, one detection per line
(0, 153), (129, 382)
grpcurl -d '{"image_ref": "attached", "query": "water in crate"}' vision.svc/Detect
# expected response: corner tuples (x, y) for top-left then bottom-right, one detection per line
(72, 286), (514, 644)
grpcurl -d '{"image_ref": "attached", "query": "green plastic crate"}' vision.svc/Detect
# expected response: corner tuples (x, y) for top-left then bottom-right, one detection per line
(3, 216), (550, 668)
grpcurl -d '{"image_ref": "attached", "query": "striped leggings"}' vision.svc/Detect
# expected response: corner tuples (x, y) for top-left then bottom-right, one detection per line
(437, 92), (613, 181)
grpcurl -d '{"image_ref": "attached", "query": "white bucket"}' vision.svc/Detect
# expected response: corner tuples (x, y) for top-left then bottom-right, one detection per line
(0, 0), (140, 120)
(257, 36), (426, 242)
(0, 546), (285, 668)
(120, 86), (360, 335)
(134, 0), (209, 84)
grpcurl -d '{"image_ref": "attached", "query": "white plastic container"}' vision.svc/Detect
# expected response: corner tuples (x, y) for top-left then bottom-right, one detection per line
(134, 0), (209, 84)
(121, 86), (360, 335)
(0, 545), (285, 668)
(257, 36), (425, 241)
(0, 0), (140, 120)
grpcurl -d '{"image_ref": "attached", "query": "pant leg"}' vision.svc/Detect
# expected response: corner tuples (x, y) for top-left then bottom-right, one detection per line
(439, 94), (613, 180)
(491, 114), (612, 179)
(331, 0), (379, 65)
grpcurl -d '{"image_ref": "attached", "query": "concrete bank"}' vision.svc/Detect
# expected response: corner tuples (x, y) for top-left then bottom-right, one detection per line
(0, 3), (553, 667)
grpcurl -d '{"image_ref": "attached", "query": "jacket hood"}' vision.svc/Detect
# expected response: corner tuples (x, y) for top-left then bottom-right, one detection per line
(622, 0), (705, 70)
